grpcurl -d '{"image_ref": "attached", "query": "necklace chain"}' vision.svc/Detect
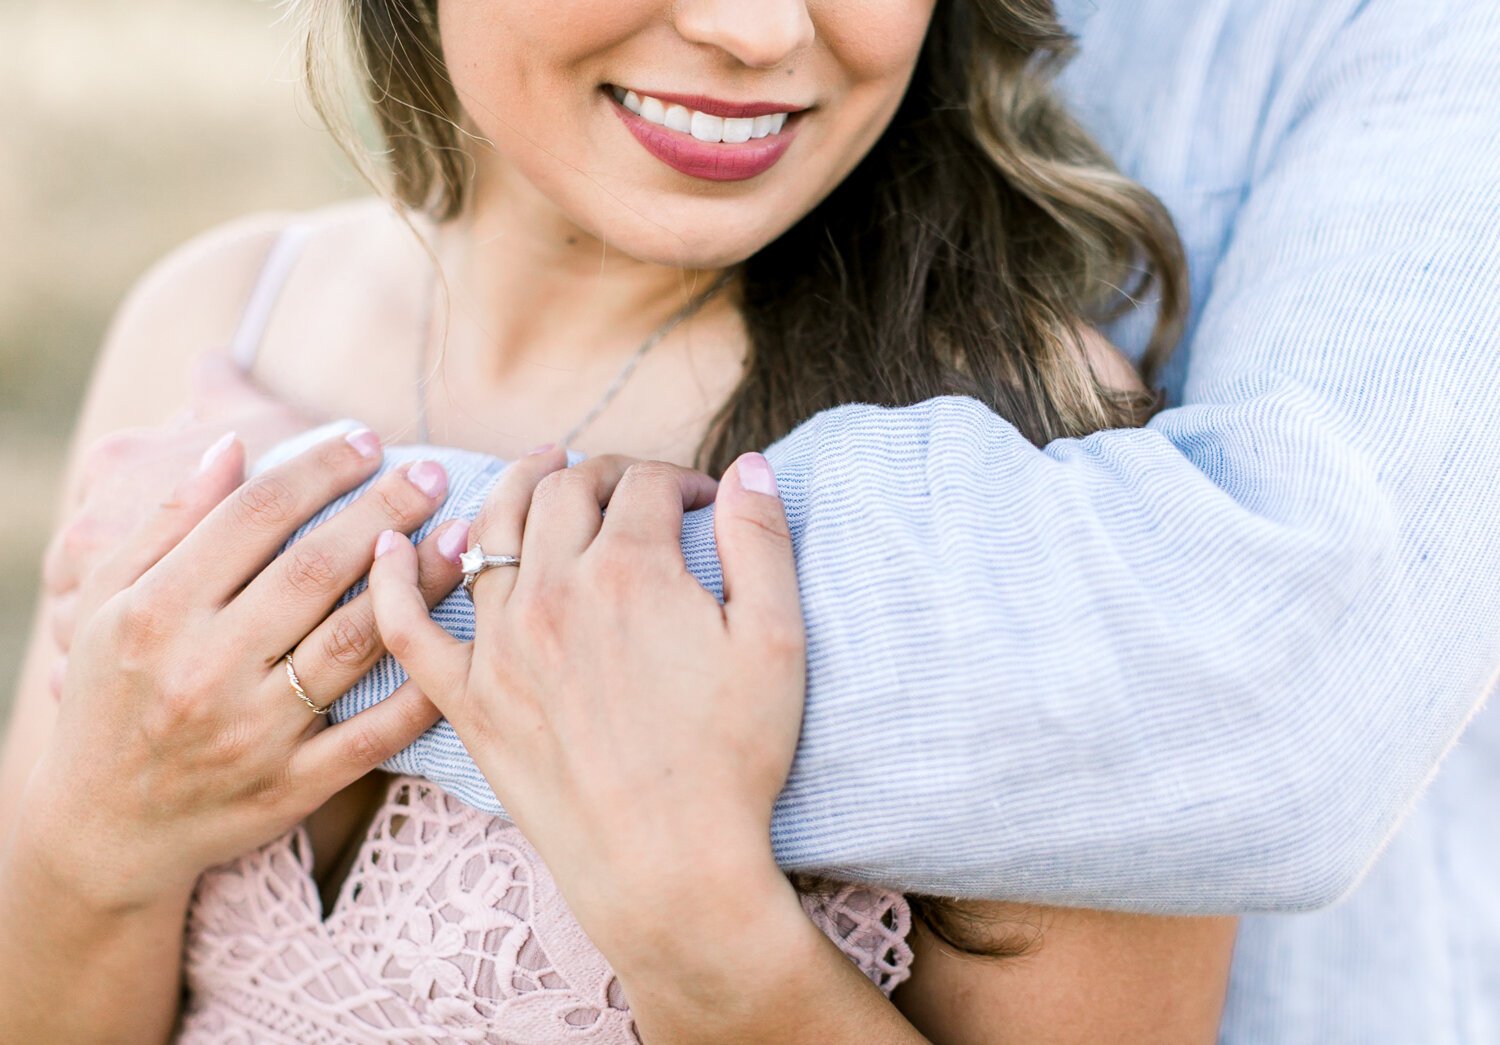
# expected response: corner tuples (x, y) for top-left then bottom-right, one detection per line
(412, 256), (732, 448)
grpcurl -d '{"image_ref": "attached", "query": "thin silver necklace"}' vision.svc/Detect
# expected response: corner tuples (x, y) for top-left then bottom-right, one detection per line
(412, 252), (733, 447)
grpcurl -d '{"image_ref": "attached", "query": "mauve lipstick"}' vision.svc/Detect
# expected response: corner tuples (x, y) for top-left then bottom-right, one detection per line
(605, 87), (803, 182)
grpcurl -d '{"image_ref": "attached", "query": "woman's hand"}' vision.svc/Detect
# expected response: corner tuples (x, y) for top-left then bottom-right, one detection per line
(367, 447), (809, 960)
(41, 355), (321, 676)
(16, 428), (466, 913)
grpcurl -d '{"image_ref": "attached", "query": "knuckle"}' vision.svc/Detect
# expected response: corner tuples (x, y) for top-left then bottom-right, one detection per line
(249, 765), (293, 805)
(154, 678), (207, 730)
(81, 432), (134, 476)
(380, 620), (415, 661)
(324, 612), (378, 668)
(623, 459), (680, 488)
(589, 545), (647, 593)
(281, 544), (342, 598)
(112, 589), (175, 661)
(367, 479), (423, 526)
(534, 467), (591, 505)
(341, 723), (390, 772)
(510, 584), (564, 643)
(759, 617), (806, 661)
(203, 716), (254, 766)
(60, 517), (103, 561)
(233, 476), (300, 530)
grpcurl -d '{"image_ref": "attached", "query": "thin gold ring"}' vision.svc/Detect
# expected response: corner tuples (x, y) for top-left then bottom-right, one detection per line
(283, 653), (333, 715)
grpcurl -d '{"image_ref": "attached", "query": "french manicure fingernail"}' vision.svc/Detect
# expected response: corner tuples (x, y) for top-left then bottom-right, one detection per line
(436, 520), (471, 564)
(198, 431), (237, 474)
(345, 427), (381, 459)
(527, 442), (556, 456)
(376, 530), (398, 558)
(736, 452), (778, 497)
(408, 460), (448, 499)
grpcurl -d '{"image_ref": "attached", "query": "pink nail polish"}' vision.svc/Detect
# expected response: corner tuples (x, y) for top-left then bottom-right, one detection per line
(197, 431), (237, 474)
(408, 460), (448, 499)
(375, 530), (398, 558)
(527, 442), (556, 456)
(345, 427), (381, 460)
(436, 520), (471, 564)
(736, 452), (778, 497)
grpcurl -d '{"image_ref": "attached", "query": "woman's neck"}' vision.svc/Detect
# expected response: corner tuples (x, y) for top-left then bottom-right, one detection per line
(438, 183), (733, 383)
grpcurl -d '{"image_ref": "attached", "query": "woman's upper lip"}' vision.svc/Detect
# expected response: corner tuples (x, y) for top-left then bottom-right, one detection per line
(610, 86), (809, 120)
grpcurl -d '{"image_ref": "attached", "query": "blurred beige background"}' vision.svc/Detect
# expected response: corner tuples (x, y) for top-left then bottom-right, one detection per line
(1, 0), (360, 717)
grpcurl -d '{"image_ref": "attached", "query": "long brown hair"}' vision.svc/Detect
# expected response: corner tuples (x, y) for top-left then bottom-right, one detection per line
(298, 0), (1189, 957)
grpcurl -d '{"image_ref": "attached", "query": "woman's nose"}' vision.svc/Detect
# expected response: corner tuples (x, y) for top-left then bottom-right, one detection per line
(671, 0), (815, 69)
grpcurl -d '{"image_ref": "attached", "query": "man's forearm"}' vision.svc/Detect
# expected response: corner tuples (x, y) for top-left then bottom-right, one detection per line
(0, 815), (189, 1044)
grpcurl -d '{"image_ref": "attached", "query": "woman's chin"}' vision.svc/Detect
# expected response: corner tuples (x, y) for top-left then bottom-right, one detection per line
(591, 209), (794, 271)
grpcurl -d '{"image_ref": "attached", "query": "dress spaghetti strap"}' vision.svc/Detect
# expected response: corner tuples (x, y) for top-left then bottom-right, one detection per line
(227, 221), (316, 374)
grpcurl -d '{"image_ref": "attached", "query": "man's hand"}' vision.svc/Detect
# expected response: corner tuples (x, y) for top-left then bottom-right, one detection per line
(41, 354), (325, 685)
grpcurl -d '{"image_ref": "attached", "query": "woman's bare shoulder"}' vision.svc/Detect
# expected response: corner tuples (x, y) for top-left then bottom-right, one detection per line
(80, 197), (398, 439)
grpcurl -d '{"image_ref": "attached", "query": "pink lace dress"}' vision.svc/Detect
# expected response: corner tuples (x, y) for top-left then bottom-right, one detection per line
(176, 774), (914, 1043)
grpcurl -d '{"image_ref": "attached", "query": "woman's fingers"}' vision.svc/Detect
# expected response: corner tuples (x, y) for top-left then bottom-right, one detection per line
(284, 519), (469, 710)
(368, 530), (472, 718)
(158, 428), (388, 603)
(593, 460), (718, 559)
(464, 445), (571, 605)
(713, 453), (803, 644)
(289, 677), (444, 799)
(226, 458), (450, 656)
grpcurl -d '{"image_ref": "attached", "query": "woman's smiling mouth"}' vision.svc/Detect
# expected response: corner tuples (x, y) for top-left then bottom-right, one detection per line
(604, 84), (805, 181)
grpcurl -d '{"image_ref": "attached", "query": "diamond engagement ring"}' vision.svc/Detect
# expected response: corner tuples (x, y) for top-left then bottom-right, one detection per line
(460, 544), (521, 597)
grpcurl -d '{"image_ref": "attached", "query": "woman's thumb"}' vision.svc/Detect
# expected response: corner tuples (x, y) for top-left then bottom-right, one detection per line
(713, 453), (803, 639)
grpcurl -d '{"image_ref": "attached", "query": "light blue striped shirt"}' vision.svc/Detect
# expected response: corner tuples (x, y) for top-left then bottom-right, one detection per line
(265, 1), (1500, 1039)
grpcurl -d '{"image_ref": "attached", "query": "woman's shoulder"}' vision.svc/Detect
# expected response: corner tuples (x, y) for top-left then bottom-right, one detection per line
(81, 197), (415, 439)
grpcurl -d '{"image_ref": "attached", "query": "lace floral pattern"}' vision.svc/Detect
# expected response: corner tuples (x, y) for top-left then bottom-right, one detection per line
(178, 776), (913, 1043)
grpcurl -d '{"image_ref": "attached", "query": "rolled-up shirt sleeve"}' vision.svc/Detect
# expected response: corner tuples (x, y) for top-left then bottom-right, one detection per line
(686, 0), (1500, 911)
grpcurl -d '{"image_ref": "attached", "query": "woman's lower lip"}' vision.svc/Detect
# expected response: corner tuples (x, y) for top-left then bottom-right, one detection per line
(607, 92), (799, 182)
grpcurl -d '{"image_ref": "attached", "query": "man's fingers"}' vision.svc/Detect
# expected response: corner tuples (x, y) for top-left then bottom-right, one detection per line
(288, 519), (469, 704)
(290, 678), (444, 798)
(368, 529), (471, 717)
(714, 453), (803, 645)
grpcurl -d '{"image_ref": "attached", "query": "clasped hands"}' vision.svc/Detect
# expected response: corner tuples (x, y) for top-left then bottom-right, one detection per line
(30, 358), (810, 997)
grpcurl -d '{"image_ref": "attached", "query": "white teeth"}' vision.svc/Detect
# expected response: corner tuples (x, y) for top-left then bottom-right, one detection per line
(690, 111), (724, 143)
(611, 86), (793, 141)
(721, 117), (754, 143)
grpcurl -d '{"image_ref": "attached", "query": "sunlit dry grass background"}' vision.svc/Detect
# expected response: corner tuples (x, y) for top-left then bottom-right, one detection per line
(2, 0), (359, 717)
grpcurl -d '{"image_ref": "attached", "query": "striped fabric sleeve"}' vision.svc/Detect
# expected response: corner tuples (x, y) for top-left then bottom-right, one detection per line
(269, 2), (1500, 913)
(727, 2), (1500, 910)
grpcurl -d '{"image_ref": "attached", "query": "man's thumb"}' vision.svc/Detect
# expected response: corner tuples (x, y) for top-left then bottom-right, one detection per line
(714, 452), (803, 636)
